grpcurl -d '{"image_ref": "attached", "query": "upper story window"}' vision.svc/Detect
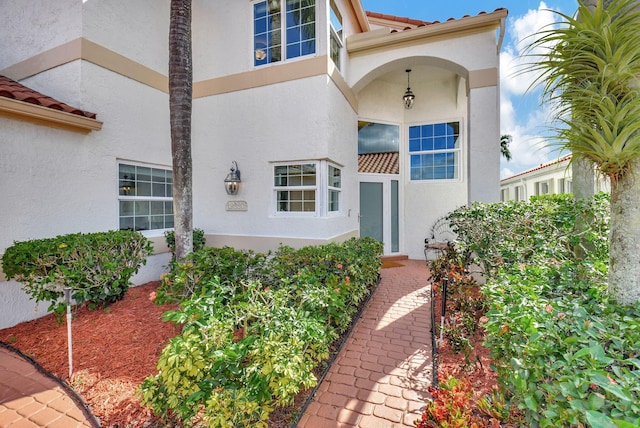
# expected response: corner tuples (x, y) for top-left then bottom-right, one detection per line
(329, 0), (343, 70)
(409, 122), (461, 181)
(118, 162), (173, 231)
(254, 0), (316, 67)
(273, 160), (341, 215)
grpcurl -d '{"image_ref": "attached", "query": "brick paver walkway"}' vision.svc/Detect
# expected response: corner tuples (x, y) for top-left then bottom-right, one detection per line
(297, 259), (432, 427)
(0, 344), (99, 427)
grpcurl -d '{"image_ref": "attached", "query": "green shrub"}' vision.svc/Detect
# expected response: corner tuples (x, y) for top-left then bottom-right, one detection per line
(448, 193), (609, 276)
(155, 246), (269, 302)
(483, 260), (640, 427)
(442, 194), (640, 427)
(2, 230), (152, 316)
(140, 237), (382, 427)
(164, 227), (206, 260)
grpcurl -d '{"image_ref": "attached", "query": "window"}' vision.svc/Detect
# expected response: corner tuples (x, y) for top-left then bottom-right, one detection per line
(501, 188), (509, 201)
(409, 122), (461, 180)
(254, 0), (316, 66)
(559, 178), (572, 194)
(329, 0), (343, 70)
(328, 164), (341, 212)
(118, 163), (173, 231)
(515, 185), (524, 201)
(535, 180), (549, 195)
(274, 161), (341, 215)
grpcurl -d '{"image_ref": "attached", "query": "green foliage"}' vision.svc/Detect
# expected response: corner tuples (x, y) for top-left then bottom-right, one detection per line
(525, 0), (640, 179)
(448, 193), (609, 276)
(2, 230), (152, 316)
(483, 260), (640, 427)
(164, 227), (206, 261)
(441, 194), (640, 427)
(155, 246), (269, 303)
(140, 237), (383, 426)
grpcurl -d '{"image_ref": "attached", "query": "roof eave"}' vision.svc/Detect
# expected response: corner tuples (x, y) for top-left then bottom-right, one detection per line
(349, 0), (371, 32)
(347, 8), (508, 54)
(0, 97), (103, 133)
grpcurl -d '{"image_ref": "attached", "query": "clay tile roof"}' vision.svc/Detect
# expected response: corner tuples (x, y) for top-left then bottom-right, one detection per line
(501, 155), (572, 182)
(358, 152), (399, 174)
(0, 75), (97, 119)
(366, 8), (507, 31)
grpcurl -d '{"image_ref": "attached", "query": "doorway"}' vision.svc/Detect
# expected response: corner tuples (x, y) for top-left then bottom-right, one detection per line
(359, 177), (400, 255)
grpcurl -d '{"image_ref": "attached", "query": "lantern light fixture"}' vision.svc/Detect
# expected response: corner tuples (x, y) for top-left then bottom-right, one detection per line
(224, 161), (241, 195)
(403, 69), (415, 109)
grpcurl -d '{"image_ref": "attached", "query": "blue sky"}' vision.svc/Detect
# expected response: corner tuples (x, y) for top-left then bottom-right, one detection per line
(361, 1), (580, 178)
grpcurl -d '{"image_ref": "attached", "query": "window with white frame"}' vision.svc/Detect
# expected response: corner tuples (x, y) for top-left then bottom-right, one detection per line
(274, 161), (341, 215)
(328, 164), (341, 212)
(329, 0), (343, 70)
(409, 122), (461, 180)
(501, 188), (509, 201)
(535, 180), (550, 195)
(118, 163), (173, 231)
(253, 0), (316, 67)
(559, 178), (573, 194)
(515, 185), (524, 201)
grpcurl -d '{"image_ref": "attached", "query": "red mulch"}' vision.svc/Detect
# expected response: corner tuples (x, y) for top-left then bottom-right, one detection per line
(431, 284), (499, 406)
(0, 282), (180, 427)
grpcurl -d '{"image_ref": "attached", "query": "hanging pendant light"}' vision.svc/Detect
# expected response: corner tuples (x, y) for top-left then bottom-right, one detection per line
(403, 69), (415, 109)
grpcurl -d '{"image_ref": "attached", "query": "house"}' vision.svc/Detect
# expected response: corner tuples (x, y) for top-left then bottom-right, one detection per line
(0, 0), (506, 328)
(500, 155), (610, 201)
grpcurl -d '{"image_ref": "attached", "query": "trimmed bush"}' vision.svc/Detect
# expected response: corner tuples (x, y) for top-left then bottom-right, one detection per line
(2, 230), (153, 315)
(140, 237), (383, 427)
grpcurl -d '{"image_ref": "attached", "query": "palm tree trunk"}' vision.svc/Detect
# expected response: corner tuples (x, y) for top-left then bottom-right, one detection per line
(169, 0), (193, 261)
(572, 157), (595, 199)
(608, 158), (640, 305)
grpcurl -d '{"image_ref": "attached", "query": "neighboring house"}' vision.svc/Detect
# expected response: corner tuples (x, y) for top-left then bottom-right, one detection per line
(0, 1), (506, 328)
(500, 155), (610, 201)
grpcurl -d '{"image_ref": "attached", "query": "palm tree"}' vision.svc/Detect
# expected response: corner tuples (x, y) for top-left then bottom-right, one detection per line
(527, 0), (640, 304)
(169, 0), (193, 260)
(500, 134), (513, 161)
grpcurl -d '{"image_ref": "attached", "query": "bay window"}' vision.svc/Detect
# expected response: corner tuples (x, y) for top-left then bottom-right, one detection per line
(274, 160), (341, 215)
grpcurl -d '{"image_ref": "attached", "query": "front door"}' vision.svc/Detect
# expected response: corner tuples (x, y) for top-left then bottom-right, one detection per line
(359, 177), (400, 255)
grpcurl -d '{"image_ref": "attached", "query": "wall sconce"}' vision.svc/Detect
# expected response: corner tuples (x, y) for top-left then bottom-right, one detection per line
(224, 161), (241, 195)
(403, 69), (415, 109)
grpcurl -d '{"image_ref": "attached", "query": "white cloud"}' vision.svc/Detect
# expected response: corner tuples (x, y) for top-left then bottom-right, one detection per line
(500, 1), (569, 177)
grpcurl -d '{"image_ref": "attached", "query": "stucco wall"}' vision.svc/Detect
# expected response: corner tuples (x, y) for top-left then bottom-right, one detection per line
(191, 74), (359, 241)
(0, 0), (82, 70)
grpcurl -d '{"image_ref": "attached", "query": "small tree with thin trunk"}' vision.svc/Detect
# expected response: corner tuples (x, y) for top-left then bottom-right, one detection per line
(169, 0), (193, 261)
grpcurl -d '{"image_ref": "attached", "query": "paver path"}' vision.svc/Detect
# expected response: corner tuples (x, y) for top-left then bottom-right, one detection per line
(297, 259), (432, 427)
(0, 343), (99, 427)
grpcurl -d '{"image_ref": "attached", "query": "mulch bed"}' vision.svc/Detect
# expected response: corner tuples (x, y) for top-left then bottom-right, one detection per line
(0, 277), (377, 427)
(0, 282), (180, 427)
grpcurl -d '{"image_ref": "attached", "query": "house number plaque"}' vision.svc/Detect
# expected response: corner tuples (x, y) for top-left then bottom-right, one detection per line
(225, 200), (248, 211)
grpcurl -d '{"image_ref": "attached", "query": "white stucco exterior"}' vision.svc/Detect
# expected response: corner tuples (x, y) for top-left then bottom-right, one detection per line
(500, 156), (610, 201)
(0, 0), (505, 328)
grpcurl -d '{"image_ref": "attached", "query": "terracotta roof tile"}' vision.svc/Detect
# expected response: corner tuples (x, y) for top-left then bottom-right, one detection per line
(0, 75), (97, 119)
(501, 155), (572, 182)
(358, 152), (399, 174)
(366, 8), (507, 32)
